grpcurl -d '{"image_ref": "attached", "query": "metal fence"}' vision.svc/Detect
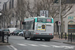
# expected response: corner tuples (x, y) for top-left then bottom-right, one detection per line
(60, 32), (75, 42)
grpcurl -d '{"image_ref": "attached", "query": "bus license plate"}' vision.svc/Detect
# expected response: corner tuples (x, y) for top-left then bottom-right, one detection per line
(41, 33), (46, 35)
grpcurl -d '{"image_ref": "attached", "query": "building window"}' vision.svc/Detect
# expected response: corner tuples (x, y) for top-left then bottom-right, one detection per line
(3, 3), (7, 11)
(12, 0), (14, 8)
(9, 0), (11, 9)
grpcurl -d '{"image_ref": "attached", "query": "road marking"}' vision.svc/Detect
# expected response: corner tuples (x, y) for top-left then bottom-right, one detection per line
(64, 46), (75, 49)
(51, 45), (75, 49)
(10, 45), (17, 50)
(51, 45), (63, 48)
(18, 44), (27, 46)
(39, 44), (50, 47)
(28, 44), (38, 46)
(17, 43), (75, 49)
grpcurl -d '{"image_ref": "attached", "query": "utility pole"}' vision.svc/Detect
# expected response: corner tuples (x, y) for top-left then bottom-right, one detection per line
(58, 0), (61, 38)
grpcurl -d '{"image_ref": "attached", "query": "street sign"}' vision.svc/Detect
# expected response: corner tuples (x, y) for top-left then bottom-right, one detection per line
(40, 10), (48, 17)
(58, 21), (61, 26)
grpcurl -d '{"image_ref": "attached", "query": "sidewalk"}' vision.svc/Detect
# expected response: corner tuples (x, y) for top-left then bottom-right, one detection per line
(52, 35), (75, 45)
(0, 40), (10, 45)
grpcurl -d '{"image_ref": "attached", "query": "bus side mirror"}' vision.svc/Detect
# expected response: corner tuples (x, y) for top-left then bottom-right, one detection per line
(22, 22), (26, 25)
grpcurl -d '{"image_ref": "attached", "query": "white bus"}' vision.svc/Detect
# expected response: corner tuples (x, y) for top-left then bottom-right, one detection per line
(22, 16), (54, 41)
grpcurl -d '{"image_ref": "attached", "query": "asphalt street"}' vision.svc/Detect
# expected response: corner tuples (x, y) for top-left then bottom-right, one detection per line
(0, 36), (75, 50)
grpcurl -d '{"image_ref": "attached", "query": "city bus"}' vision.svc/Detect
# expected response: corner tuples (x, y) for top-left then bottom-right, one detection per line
(22, 16), (54, 41)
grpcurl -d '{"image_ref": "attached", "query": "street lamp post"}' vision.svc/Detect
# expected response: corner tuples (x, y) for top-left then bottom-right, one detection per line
(58, 0), (61, 38)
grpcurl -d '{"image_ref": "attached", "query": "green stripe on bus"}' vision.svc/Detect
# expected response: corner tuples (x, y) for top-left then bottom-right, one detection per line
(34, 17), (37, 22)
(52, 18), (54, 23)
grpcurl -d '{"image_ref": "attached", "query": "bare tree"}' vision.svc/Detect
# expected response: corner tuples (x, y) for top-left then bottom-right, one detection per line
(15, 0), (30, 29)
(33, 0), (73, 33)
(2, 9), (12, 28)
(0, 15), (3, 28)
(13, 0), (73, 32)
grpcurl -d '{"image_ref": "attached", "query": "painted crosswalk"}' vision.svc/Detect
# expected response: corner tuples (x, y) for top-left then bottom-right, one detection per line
(39, 44), (50, 47)
(28, 44), (38, 46)
(18, 44), (27, 46)
(17, 43), (75, 49)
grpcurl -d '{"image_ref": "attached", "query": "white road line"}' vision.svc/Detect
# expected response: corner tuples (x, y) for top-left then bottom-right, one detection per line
(18, 44), (27, 46)
(28, 44), (38, 46)
(51, 45), (75, 49)
(17, 43), (75, 49)
(39, 44), (50, 47)
(51, 45), (64, 48)
(10, 45), (18, 50)
(64, 46), (75, 49)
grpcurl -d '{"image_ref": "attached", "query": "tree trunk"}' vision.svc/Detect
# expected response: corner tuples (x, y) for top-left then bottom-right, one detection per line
(20, 18), (24, 29)
(20, 20), (22, 29)
(16, 20), (18, 28)
(7, 22), (8, 28)
(61, 16), (63, 33)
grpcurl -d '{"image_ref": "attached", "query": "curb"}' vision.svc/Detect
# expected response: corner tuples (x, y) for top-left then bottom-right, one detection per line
(0, 42), (10, 45)
(63, 42), (75, 45)
(52, 40), (75, 45)
(51, 40), (63, 43)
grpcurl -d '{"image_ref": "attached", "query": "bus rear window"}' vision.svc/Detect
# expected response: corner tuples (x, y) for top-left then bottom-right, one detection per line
(37, 18), (52, 23)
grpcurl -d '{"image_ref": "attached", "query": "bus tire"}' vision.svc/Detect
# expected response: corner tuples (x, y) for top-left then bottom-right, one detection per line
(25, 37), (27, 40)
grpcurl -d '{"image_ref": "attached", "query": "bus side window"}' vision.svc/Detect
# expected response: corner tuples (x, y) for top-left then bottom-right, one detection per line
(23, 22), (26, 29)
(30, 21), (33, 30)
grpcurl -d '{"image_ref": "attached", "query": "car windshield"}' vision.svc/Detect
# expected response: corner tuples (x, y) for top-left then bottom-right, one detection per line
(14, 29), (23, 32)
(3, 29), (9, 31)
(14, 30), (19, 32)
(19, 29), (23, 32)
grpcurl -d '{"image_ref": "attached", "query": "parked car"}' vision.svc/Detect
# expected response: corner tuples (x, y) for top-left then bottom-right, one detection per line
(2, 28), (10, 36)
(18, 31), (24, 36)
(8, 28), (17, 35)
(13, 29), (23, 35)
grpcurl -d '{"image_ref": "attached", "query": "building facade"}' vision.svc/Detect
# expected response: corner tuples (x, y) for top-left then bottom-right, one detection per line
(3, 0), (18, 28)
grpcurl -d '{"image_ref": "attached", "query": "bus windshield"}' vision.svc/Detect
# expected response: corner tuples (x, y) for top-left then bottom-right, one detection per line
(37, 18), (52, 23)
